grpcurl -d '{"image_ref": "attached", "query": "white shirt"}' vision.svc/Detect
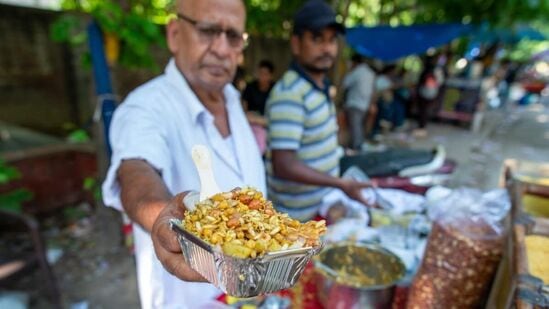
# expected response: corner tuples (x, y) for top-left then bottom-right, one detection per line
(375, 74), (393, 92)
(102, 59), (266, 309)
(342, 63), (376, 111)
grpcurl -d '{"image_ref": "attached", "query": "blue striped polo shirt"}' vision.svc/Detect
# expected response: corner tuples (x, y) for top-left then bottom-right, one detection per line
(265, 62), (341, 221)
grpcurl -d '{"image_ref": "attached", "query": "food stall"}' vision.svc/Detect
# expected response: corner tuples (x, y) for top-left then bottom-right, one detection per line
(437, 77), (482, 126)
(485, 160), (549, 308)
(278, 160), (548, 309)
(175, 148), (548, 309)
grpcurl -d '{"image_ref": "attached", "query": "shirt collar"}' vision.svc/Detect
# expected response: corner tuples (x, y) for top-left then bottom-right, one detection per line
(165, 58), (240, 124)
(290, 60), (331, 98)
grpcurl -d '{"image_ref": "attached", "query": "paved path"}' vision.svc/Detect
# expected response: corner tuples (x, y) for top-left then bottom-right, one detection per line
(393, 104), (549, 190)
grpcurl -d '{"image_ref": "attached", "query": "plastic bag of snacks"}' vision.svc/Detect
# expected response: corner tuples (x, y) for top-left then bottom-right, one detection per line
(407, 189), (510, 309)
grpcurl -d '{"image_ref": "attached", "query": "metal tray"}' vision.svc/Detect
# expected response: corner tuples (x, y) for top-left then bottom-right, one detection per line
(170, 219), (321, 297)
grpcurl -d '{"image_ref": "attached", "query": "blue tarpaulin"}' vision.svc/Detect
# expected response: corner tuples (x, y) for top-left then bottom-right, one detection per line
(346, 23), (473, 62)
(88, 20), (117, 157)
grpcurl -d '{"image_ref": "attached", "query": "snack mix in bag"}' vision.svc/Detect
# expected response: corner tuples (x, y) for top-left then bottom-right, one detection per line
(182, 187), (326, 258)
(406, 220), (504, 308)
(407, 189), (509, 309)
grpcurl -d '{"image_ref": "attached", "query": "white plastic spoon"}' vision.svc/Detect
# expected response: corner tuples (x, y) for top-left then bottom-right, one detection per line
(191, 144), (222, 202)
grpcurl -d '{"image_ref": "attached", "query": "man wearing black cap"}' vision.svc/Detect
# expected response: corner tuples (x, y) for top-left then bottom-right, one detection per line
(265, 0), (373, 221)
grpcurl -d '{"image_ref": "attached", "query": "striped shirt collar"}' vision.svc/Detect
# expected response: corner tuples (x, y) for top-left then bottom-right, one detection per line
(290, 60), (331, 99)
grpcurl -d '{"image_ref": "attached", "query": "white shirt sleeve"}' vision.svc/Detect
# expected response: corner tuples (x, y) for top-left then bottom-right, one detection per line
(102, 96), (171, 211)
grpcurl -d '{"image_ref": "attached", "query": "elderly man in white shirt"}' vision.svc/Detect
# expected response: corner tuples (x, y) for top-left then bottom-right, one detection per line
(101, 0), (265, 308)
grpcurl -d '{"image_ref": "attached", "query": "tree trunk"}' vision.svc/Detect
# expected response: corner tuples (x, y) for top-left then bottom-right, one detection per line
(332, 0), (353, 87)
(379, 0), (388, 24)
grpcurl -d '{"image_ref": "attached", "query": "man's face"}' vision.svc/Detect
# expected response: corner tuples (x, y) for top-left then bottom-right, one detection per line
(257, 67), (273, 85)
(291, 28), (339, 74)
(167, 0), (246, 92)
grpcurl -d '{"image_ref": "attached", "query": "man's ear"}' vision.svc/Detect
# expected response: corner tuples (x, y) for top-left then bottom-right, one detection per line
(290, 35), (300, 57)
(166, 19), (180, 54)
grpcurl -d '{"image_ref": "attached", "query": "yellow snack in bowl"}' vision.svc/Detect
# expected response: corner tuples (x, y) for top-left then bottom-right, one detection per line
(182, 187), (326, 258)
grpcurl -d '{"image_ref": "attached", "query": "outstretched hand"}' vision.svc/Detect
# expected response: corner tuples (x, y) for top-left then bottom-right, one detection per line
(151, 192), (207, 282)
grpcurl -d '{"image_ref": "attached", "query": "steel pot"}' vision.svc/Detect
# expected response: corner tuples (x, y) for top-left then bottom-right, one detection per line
(313, 242), (405, 309)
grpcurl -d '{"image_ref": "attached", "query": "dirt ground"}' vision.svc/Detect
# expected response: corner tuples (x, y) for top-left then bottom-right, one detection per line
(8, 204), (139, 309)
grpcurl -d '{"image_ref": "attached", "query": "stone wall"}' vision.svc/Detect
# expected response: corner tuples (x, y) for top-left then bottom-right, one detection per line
(0, 4), (88, 135)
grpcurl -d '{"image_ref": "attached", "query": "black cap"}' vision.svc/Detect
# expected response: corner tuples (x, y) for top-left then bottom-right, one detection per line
(293, 0), (345, 35)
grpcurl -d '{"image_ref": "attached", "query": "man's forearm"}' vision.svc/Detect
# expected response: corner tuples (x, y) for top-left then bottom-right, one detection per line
(118, 159), (172, 232)
(272, 151), (344, 189)
(246, 112), (268, 127)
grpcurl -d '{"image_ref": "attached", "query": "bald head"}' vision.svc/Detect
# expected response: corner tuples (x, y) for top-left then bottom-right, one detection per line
(167, 0), (247, 93)
(176, 0), (246, 19)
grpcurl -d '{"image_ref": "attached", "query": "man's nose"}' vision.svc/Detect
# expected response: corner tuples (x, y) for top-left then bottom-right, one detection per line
(321, 40), (338, 54)
(209, 33), (232, 58)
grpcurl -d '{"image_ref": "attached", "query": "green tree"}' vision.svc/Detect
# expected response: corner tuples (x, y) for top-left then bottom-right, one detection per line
(51, 0), (168, 70)
(244, 0), (307, 38)
(52, 0), (547, 69)
(246, 0), (549, 34)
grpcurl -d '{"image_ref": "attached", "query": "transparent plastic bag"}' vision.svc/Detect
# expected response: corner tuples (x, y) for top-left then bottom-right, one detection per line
(407, 188), (510, 309)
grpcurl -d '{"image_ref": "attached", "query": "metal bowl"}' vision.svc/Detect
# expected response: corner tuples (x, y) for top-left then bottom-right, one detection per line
(170, 219), (322, 298)
(313, 242), (405, 309)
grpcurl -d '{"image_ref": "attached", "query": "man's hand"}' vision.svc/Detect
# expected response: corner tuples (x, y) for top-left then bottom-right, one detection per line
(339, 178), (376, 207)
(151, 192), (207, 282)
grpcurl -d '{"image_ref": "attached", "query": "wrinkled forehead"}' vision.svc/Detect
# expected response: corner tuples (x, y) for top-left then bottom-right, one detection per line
(178, 0), (246, 30)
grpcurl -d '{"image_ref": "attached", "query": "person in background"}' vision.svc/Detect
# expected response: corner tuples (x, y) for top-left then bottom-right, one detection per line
(265, 0), (373, 221)
(232, 52), (247, 92)
(372, 64), (409, 135)
(499, 59), (520, 107)
(101, 0), (266, 308)
(232, 65), (247, 92)
(242, 60), (275, 154)
(391, 67), (411, 130)
(341, 53), (376, 150)
(414, 55), (443, 137)
(242, 59), (275, 118)
(373, 65), (396, 135)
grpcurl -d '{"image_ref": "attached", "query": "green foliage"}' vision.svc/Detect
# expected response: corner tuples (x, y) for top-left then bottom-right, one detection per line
(62, 204), (89, 221)
(50, 0), (547, 67)
(508, 40), (549, 62)
(0, 159), (33, 213)
(117, 10), (165, 69)
(414, 0), (548, 27)
(244, 0), (307, 37)
(83, 177), (102, 202)
(50, 15), (87, 45)
(0, 189), (33, 213)
(51, 0), (167, 71)
(67, 129), (91, 143)
(0, 160), (20, 185)
(245, 0), (549, 36)
(342, 0), (549, 27)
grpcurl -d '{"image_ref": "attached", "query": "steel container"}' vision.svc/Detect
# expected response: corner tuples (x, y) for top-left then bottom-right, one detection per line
(313, 242), (405, 309)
